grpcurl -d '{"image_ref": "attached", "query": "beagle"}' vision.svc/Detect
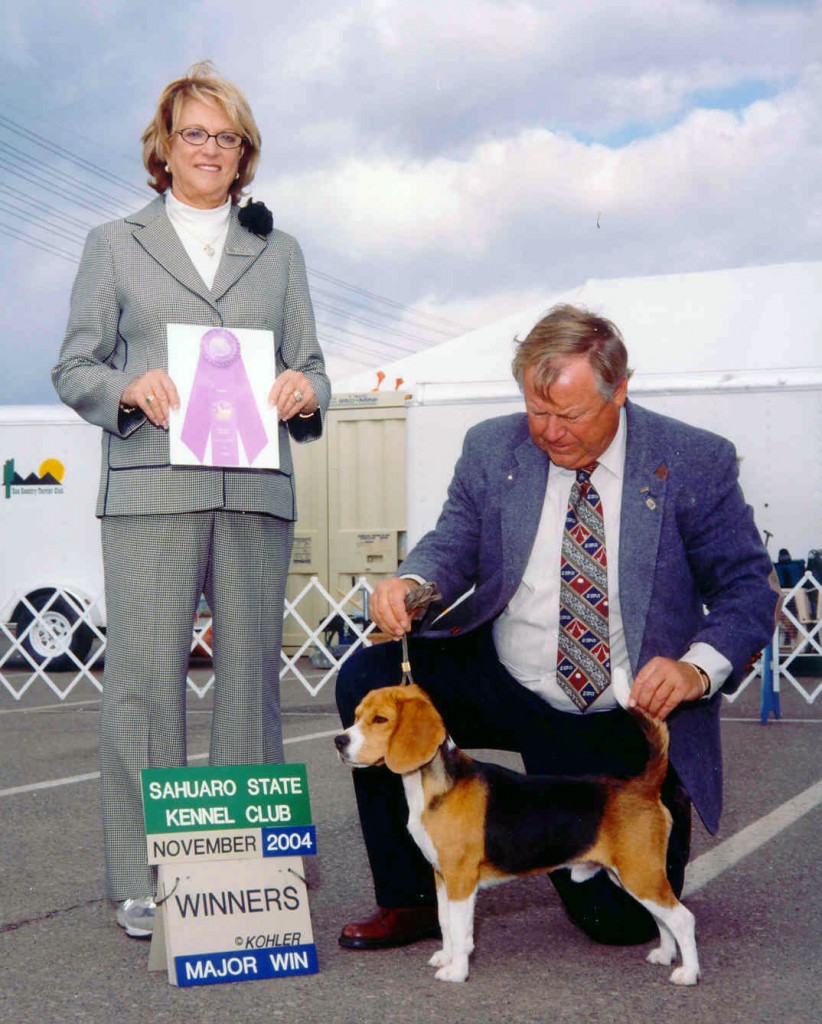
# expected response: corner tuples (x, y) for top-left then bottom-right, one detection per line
(335, 670), (699, 985)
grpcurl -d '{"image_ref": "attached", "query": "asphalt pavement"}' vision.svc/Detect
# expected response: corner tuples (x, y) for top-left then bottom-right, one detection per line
(1, 661), (820, 1024)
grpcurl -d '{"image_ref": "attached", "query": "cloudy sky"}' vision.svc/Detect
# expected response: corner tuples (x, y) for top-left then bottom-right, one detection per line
(1, 0), (820, 404)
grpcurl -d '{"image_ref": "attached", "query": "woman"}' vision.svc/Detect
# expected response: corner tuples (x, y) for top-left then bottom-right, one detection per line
(52, 62), (330, 938)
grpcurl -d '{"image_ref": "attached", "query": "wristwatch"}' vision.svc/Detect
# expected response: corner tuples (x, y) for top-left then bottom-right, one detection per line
(690, 663), (712, 697)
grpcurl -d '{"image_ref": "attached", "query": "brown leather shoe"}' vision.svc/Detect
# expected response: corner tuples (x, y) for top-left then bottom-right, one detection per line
(338, 906), (440, 949)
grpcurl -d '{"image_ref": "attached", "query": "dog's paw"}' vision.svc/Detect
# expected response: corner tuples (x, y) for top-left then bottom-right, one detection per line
(570, 862), (601, 884)
(435, 962), (468, 983)
(647, 946), (675, 967)
(428, 949), (450, 968)
(669, 965), (700, 986)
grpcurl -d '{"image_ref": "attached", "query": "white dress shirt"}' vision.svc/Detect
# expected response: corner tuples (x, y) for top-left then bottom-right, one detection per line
(492, 408), (730, 712)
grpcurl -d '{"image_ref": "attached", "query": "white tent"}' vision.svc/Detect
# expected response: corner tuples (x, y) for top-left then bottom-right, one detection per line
(333, 261), (822, 556)
(334, 260), (822, 396)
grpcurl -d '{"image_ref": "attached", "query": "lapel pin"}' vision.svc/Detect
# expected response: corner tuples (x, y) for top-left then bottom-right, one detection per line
(639, 485), (650, 493)
(646, 497), (657, 510)
(655, 463), (669, 480)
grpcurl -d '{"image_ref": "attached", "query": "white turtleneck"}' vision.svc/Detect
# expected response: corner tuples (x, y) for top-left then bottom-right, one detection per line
(165, 190), (231, 289)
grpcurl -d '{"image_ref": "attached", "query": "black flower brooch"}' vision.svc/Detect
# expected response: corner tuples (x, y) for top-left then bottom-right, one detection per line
(238, 198), (274, 237)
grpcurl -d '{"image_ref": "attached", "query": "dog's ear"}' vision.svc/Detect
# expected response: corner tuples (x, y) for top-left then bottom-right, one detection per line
(385, 691), (446, 774)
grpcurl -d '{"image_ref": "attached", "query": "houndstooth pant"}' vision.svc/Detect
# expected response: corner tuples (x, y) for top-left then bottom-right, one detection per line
(100, 510), (294, 901)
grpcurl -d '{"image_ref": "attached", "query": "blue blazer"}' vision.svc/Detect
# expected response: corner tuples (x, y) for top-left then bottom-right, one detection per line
(402, 400), (777, 833)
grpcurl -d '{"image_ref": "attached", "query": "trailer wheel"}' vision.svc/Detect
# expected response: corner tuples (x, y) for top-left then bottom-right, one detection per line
(15, 592), (94, 672)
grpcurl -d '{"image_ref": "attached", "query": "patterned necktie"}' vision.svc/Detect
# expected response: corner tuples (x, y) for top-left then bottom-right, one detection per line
(557, 464), (611, 711)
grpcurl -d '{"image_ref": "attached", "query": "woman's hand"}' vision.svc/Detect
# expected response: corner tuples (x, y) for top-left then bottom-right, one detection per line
(121, 370), (180, 430)
(268, 370), (318, 421)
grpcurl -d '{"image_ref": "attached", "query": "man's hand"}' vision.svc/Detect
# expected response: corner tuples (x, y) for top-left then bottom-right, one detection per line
(628, 657), (706, 720)
(369, 578), (419, 638)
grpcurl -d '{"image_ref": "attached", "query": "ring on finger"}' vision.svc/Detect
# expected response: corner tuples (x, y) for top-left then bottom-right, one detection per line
(292, 389), (303, 402)
(146, 394), (155, 405)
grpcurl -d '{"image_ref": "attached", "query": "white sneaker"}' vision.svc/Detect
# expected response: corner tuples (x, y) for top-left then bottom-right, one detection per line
(116, 898), (156, 938)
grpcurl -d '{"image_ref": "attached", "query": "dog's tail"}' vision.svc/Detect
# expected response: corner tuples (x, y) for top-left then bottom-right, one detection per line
(612, 667), (669, 790)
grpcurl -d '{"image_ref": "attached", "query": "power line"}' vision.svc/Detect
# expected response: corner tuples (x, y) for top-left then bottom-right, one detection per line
(1, 220), (456, 366)
(309, 267), (468, 333)
(0, 217), (430, 368)
(0, 116), (469, 367)
(315, 332), (401, 363)
(2, 199), (86, 246)
(0, 183), (94, 232)
(314, 317), (425, 356)
(0, 113), (147, 201)
(313, 300), (434, 350)
(0, 156), (125, 219)
(0, 222), (79, 263)
(0, 219), (423, 367)
(0, 141), (131, 215)
(311, 285), (452, 339)
(0, 108), (468, 350)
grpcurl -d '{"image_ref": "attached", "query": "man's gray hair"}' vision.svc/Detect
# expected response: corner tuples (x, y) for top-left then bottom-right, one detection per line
(512, 304), (632, 399)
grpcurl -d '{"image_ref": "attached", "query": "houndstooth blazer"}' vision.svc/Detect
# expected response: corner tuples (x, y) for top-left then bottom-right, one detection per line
(52, 196), (330, 519)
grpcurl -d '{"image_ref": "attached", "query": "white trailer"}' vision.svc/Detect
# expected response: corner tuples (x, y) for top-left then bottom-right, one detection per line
(335, 261), (822, 561)
(405, 369), (822, 560)
(1, 405), (104, 669)
(0, 394), (409, 678)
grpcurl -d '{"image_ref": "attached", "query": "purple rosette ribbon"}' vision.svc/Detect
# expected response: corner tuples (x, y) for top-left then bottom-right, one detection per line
(180, 329), (268, 466)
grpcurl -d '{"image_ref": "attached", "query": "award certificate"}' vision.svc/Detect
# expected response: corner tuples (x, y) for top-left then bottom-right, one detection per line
(168, 325), (280, 470)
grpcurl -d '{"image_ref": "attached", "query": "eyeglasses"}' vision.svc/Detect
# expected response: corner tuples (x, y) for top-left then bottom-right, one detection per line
(175, 127), (245, 149)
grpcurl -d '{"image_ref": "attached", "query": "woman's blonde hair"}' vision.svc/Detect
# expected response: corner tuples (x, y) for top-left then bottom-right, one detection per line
(141, 60), (261, 204)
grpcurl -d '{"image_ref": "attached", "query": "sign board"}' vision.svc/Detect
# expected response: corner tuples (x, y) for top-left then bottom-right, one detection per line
(143, 763), (316, 863)
(142, 764), (318, 987)
(156, 859), (317, 986)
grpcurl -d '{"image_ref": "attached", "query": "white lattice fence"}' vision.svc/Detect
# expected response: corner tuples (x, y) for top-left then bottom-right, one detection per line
(0, 577), (377, 702)
(0, 588), (106, 701)
(723, 570), (822, 706)
(4, 573), (820, 706)
(772, 570), (822, 703)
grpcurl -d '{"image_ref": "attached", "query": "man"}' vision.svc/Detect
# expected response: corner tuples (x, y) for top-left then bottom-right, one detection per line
(336, 304), (777, 950)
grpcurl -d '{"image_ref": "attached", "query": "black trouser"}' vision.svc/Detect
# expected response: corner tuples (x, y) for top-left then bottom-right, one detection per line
(336, 627), (691, 946)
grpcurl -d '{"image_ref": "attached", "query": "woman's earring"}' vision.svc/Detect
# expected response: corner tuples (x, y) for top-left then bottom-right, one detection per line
(164, 163), (170, 173)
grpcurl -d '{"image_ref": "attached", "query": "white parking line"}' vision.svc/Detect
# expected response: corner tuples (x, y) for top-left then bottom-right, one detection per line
(3, 702), (820, 723)
(683, 778), (822, 896)
(0, 729), (340, 798)
(0, 700), (335, 716)
(0, 698), (102, 715)
(0, 771), (102, 796)
(721, 717), (822, 724)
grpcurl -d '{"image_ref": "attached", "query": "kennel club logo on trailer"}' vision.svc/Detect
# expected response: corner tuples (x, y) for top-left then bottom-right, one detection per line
(3, 457), (65, 499)
(142, 763), (318, 987)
